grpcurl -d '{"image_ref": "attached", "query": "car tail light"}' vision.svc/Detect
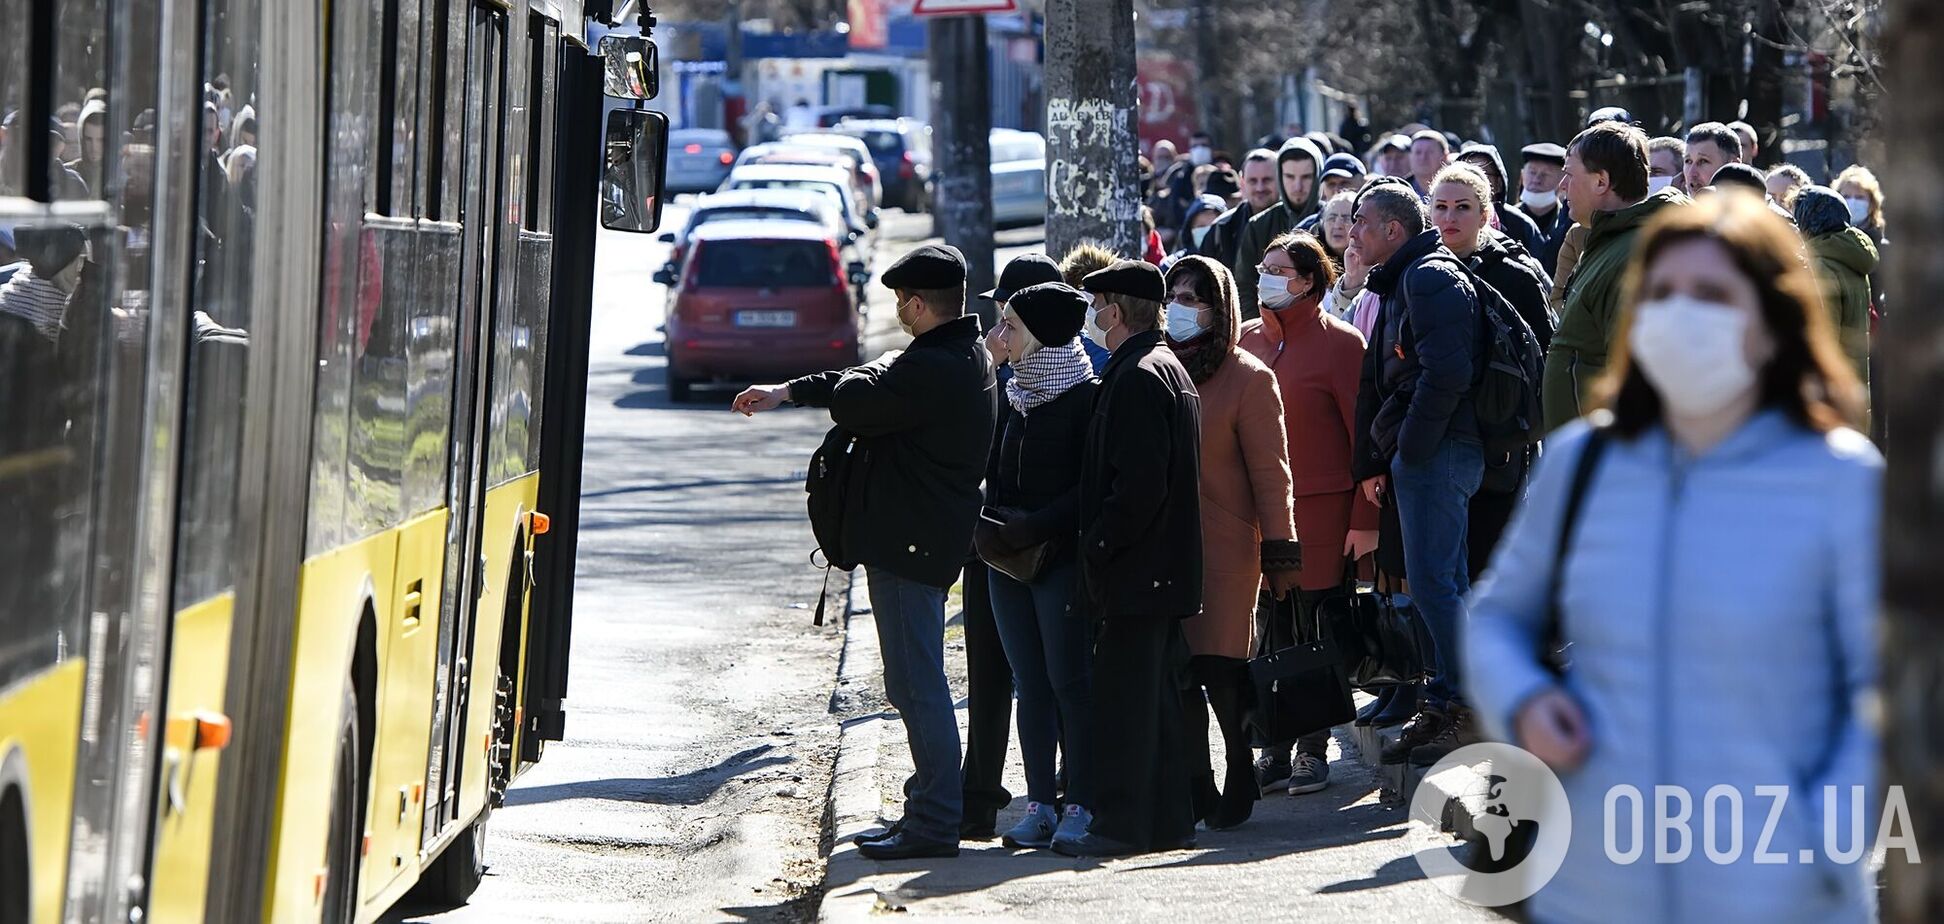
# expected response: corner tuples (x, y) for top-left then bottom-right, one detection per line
(718, 151), (734, 165)
(899, 151), (915, 179)
(684, 143), (703, 154)
(827, 239), (848, 294)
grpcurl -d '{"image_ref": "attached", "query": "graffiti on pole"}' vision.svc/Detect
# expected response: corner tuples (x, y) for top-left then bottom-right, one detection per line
(1045, 95), (1142, 239)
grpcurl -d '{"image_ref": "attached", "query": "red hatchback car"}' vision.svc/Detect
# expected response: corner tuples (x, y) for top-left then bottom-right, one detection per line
(662, 220), (870, 401)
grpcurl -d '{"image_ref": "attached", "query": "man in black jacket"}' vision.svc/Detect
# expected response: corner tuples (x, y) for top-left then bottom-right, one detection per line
(1347, 183), (1484, 769)
(1051, 259), (1202, 858)
(734, 244), (997, 861)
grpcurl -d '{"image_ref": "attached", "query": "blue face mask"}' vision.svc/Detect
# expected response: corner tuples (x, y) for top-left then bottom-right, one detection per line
(1165, 301), (1207, 341)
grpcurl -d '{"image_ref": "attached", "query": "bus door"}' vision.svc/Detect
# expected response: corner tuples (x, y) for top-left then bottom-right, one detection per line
(424, 0), (508, 845)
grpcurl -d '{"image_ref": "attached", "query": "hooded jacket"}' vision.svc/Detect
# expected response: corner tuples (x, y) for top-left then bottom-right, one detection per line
(1542, 187), (1688, 431)
(1459, 144), (1549, 263)
(1352, 229), (1482, 478)
(1807, 226), (1878, 383)
(1232, 138), (1324, 317)
(1204, 200), (1258, 271)
(1161, 194), (1229, 274)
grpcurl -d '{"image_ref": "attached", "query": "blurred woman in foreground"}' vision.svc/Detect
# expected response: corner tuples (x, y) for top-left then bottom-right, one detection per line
(1466, 193), (1879, 923)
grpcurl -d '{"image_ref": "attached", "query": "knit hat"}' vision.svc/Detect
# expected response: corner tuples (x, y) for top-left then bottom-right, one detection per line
(1008, 282), (1090, 346)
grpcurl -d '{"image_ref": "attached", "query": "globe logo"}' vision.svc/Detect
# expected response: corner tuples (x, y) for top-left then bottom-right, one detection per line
(1408, 742), (1573, 907)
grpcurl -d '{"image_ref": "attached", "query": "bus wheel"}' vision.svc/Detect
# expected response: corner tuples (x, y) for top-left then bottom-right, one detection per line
(321, 683), (362, 924)
(0, 783), (28, 924)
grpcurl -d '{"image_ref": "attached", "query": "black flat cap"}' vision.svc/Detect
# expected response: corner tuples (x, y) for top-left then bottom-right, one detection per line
(1007, 282), (1091, 346)
(1587, 106), (1635, 126)
(1708, 162), (1769, 194)
(882, 243), (967, 291)
(982, 252), (1063, 302)
(1080, 259), (1166, 304)
(1521, 142), (1567, 165)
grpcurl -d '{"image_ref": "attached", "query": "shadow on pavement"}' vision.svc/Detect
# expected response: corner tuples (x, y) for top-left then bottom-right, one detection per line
(503, 744), (792, 809)
(624, 340), (666, 357)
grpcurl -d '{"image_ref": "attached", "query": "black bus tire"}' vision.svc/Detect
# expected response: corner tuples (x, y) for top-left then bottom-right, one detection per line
(418, 791), (489, 904)
(322, 682), (362, 924)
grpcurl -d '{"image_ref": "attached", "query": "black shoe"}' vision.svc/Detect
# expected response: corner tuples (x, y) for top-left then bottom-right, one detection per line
(1051, 831), (1142, 858)
(856, 831), (961, 861)
(1254, 753), (1292, 794)
(1354, 688), (1397, 727)
(1379, 707), (1450, 765)
(1409, 706), (1474, 767)
(851, 819), (903, 845)
(1365, 686), (1420, 728)
(960, 815), (999, 841)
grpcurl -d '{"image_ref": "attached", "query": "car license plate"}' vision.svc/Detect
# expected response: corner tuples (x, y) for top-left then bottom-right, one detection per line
(736, 310), (796, 328)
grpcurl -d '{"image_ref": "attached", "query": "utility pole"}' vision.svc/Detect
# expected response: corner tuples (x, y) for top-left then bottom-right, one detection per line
(927, 15), (998, 325)
(1042, 0), (1142, 259)
(1881, 0), (1944, 919)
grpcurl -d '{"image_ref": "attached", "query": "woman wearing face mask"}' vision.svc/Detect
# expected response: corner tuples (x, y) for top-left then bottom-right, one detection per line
(979, 282), (1102, 851)
(1162, 255), (1300, 830)
(1429, 163), (1556, 578)
(1236, 232), (1383, 793)
(1466, 193), (1877, 924)
(1162, 193), (1228, 273)
(1833, 165), (1887, 313)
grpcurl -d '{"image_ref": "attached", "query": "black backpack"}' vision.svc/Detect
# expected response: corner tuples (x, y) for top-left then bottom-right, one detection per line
(1429, 254), (1547, 458)
(805, 425), (867, 625)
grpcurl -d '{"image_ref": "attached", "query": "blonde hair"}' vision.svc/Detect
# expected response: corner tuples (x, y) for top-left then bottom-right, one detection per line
(1001, 304), (1045, 359)
(1834, 165), (1883, 230)
(1059, 242), (1119, 288)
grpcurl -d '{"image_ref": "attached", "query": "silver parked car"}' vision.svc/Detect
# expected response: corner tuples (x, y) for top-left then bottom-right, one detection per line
(665, 128), (738, 194)
(990, 128), (1046, 227)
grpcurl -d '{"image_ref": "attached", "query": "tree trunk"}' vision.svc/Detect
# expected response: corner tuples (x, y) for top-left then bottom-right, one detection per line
(1881, 0), (1944, 919)
(1042, 0), (1143, 258)
(1743, 0), (1791, 167)
(927, 16), (997, 321)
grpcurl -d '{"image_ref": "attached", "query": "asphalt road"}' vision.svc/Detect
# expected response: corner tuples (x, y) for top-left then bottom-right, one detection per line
(389, 203), (1043, 923)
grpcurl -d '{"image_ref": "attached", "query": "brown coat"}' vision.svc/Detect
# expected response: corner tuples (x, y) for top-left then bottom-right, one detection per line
(1238, 294), (1379, 590)
(1180, 346), (1296, 658)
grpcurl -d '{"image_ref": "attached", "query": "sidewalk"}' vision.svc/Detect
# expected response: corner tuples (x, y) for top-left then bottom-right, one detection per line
(817, 591), (1508, 923)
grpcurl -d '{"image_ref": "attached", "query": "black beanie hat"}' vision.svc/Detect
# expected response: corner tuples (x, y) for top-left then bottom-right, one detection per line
(1007, 282), (1090, 346)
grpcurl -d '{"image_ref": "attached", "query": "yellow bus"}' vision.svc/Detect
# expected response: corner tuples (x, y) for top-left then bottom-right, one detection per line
(0, 0), (666, 920)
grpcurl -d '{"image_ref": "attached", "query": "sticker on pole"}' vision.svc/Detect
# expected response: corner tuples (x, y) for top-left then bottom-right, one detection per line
(1408, 742), (1573, 907)
(910, 0), (1017, 15)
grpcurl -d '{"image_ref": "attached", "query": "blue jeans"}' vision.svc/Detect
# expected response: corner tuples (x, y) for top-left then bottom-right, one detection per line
(865, 566), (962, 841)
(988, 560), (1093, 808)
(1390, 438), (1483, 711)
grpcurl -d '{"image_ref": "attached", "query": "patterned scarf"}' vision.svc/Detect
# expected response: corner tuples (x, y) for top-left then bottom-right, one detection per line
(0, 268), (69, 341)
(1006, 338), (1092, 413)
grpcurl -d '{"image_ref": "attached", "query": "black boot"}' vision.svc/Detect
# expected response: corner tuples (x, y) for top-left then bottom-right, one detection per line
(1379, 706), (1450, 765)
(1179, 682), (1222, 824)
(1202, 658), (1259, 830)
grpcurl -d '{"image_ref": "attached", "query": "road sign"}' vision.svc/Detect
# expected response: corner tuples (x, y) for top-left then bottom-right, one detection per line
(911, 0), (1017, 16)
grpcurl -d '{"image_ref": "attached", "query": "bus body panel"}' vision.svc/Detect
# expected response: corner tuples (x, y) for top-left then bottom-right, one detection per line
(363, 509), (449, 906)
(0, 659), (84, 924)
(145, 594), (238, 922)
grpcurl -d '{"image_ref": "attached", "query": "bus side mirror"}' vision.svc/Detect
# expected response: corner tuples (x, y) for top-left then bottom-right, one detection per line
(601, 109), (670, 234)
(600, 34), (659, 100)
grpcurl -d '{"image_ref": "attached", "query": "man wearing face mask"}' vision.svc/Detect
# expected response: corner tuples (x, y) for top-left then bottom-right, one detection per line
(1348, 182), (1487, 766)
(1060, 259), (1203, 857)
(1515, 143), (1573, 272)
(733, 244), (998, 861)
(1233, 137), (1325, 319)
(1544, 122), (1687, 432)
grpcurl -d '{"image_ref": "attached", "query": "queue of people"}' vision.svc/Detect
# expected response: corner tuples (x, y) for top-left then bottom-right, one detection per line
(735, 110), (1884, 913)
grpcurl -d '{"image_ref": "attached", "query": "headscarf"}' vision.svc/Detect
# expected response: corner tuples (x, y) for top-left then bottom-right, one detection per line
(1162, 254), (1241, 384)
(1793, 185), (1853, 239)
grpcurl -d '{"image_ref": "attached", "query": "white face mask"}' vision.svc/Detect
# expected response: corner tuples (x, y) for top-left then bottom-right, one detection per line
(1085, 303), (1117, 349)
(1846, 197), (1871, 225)
(1191, 224), (1213, 249)
(1259, 272), (1296, 310)
(1628, 295), (1758, 419)
(1164, 301), (1206, 341)
(896, 296), (919, 337)
(1190, 145), (1213, 166)
(1520, 188), (1559, 211)
(1647, 175), (1676, 195)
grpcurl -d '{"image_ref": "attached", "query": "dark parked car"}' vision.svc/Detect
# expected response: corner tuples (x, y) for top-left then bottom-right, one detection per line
(665, 128), (738, 194)
(661, 221), (870, 401)
(833, 118), (932, 212)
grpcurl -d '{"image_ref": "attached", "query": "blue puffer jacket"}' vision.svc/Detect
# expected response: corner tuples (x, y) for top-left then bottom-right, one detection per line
(1466, 413), (1881, 924)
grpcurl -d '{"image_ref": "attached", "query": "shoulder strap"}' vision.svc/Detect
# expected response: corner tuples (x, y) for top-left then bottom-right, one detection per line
(1542, 428), (1609, 675)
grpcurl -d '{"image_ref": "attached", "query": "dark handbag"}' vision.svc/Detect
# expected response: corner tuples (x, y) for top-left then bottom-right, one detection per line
(1247, 594), (1356, 746)
(1318, 562), (1435, 690)
(973, 506), (1055, 583)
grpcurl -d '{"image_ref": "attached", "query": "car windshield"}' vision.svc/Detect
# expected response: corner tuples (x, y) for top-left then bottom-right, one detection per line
(731, 180), (849, 218)
(854, 131), (902, 155)
(672, 129), (732, 147)
(694, 208), (818, 229)
(693, 239), (833, 288)
(992, 136), (1044, 164)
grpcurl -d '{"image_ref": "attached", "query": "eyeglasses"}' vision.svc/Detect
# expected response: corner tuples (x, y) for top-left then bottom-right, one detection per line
(1254, 264), (1299, 278)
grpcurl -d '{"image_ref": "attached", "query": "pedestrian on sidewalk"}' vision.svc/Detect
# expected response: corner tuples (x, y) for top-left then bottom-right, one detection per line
(732, 245), (997, 861)
(1163, 255), (1299, 830)
(1238, 232), (1379, 792)
(1349, 183), (1485, 767)
(979, 281), (1100, 851)
(1467, 193), (1877, 924)
(1059, 260), (1202, 857)
(1232, 137), (1324, 318)
(956, 254), (1069, 841)
(1057, 242), (1121, 372)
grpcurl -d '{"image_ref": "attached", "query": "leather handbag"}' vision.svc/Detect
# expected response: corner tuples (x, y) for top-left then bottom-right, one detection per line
(1317, 561), (1435, 690)
(1247, 594), (1356, 746)
(973, 506), (1054, 584)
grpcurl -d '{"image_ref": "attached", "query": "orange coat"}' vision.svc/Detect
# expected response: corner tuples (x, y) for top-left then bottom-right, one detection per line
(1181, 347), (1296, 659)
(1238, 297), (1380, 588)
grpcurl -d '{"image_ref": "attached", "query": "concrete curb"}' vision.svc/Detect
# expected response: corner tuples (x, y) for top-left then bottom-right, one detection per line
(817, 572), (896, 922)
